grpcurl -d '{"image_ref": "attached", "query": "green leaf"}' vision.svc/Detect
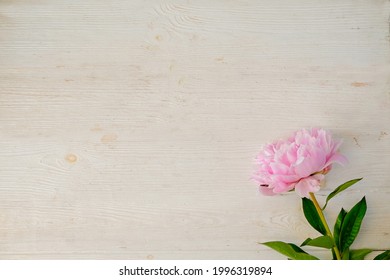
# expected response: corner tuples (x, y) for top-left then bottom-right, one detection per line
(261, 241), (319, 260)
(323, 178), (362, 210)
(374, 250), (390, 260)
(342, 248), (350, 260)
(302, 198), (327, 235)
(331, 248), (337, 260)
(300, 238), (312, 247)
(285, 243), (314, 260)
(288, 243), (307, 253)
(339, 197), (367, 253)
(300, 236), (334, 249)
(334, 208), (348, 250)
(349, 249), (373, 260)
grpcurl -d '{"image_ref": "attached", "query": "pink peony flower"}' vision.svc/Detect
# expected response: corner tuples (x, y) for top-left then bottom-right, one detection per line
(252, 128), (347, 198)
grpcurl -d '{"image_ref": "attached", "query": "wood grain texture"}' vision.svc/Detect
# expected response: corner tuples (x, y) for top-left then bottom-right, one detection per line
(0, 0), (389, 259)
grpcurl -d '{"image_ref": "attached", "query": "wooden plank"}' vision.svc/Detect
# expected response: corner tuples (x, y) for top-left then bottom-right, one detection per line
(0, 0), (389, 259)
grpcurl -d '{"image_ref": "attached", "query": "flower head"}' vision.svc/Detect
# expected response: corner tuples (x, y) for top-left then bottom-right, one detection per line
(252, 128), (347, 198)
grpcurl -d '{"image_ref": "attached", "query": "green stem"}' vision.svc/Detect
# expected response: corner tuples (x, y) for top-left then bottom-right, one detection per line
(309, 192), (341, 260)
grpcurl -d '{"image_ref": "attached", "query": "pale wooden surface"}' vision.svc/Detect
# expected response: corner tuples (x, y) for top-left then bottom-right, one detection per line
(1, 0), (389, 259)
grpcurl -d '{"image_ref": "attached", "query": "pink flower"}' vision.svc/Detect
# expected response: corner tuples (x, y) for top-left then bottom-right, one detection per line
(252, 128), (347, 198)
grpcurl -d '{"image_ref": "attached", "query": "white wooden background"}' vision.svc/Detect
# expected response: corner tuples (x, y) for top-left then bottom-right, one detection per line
(1, 0), (389, 260)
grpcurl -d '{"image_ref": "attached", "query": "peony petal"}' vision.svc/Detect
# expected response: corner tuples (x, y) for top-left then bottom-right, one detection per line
(295, 145), (327, 177)
(294, 177), (321, 198)
(273, 181), (295, 193)
(324, 153), (348, 167)
(259, 185), (276, 196)
(270, 162), (290, 175)
(277, 174), (300, 184)
(294, 157), (318, 178)
(312, 173), (325, 181)
(252, 128), (346, 197)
